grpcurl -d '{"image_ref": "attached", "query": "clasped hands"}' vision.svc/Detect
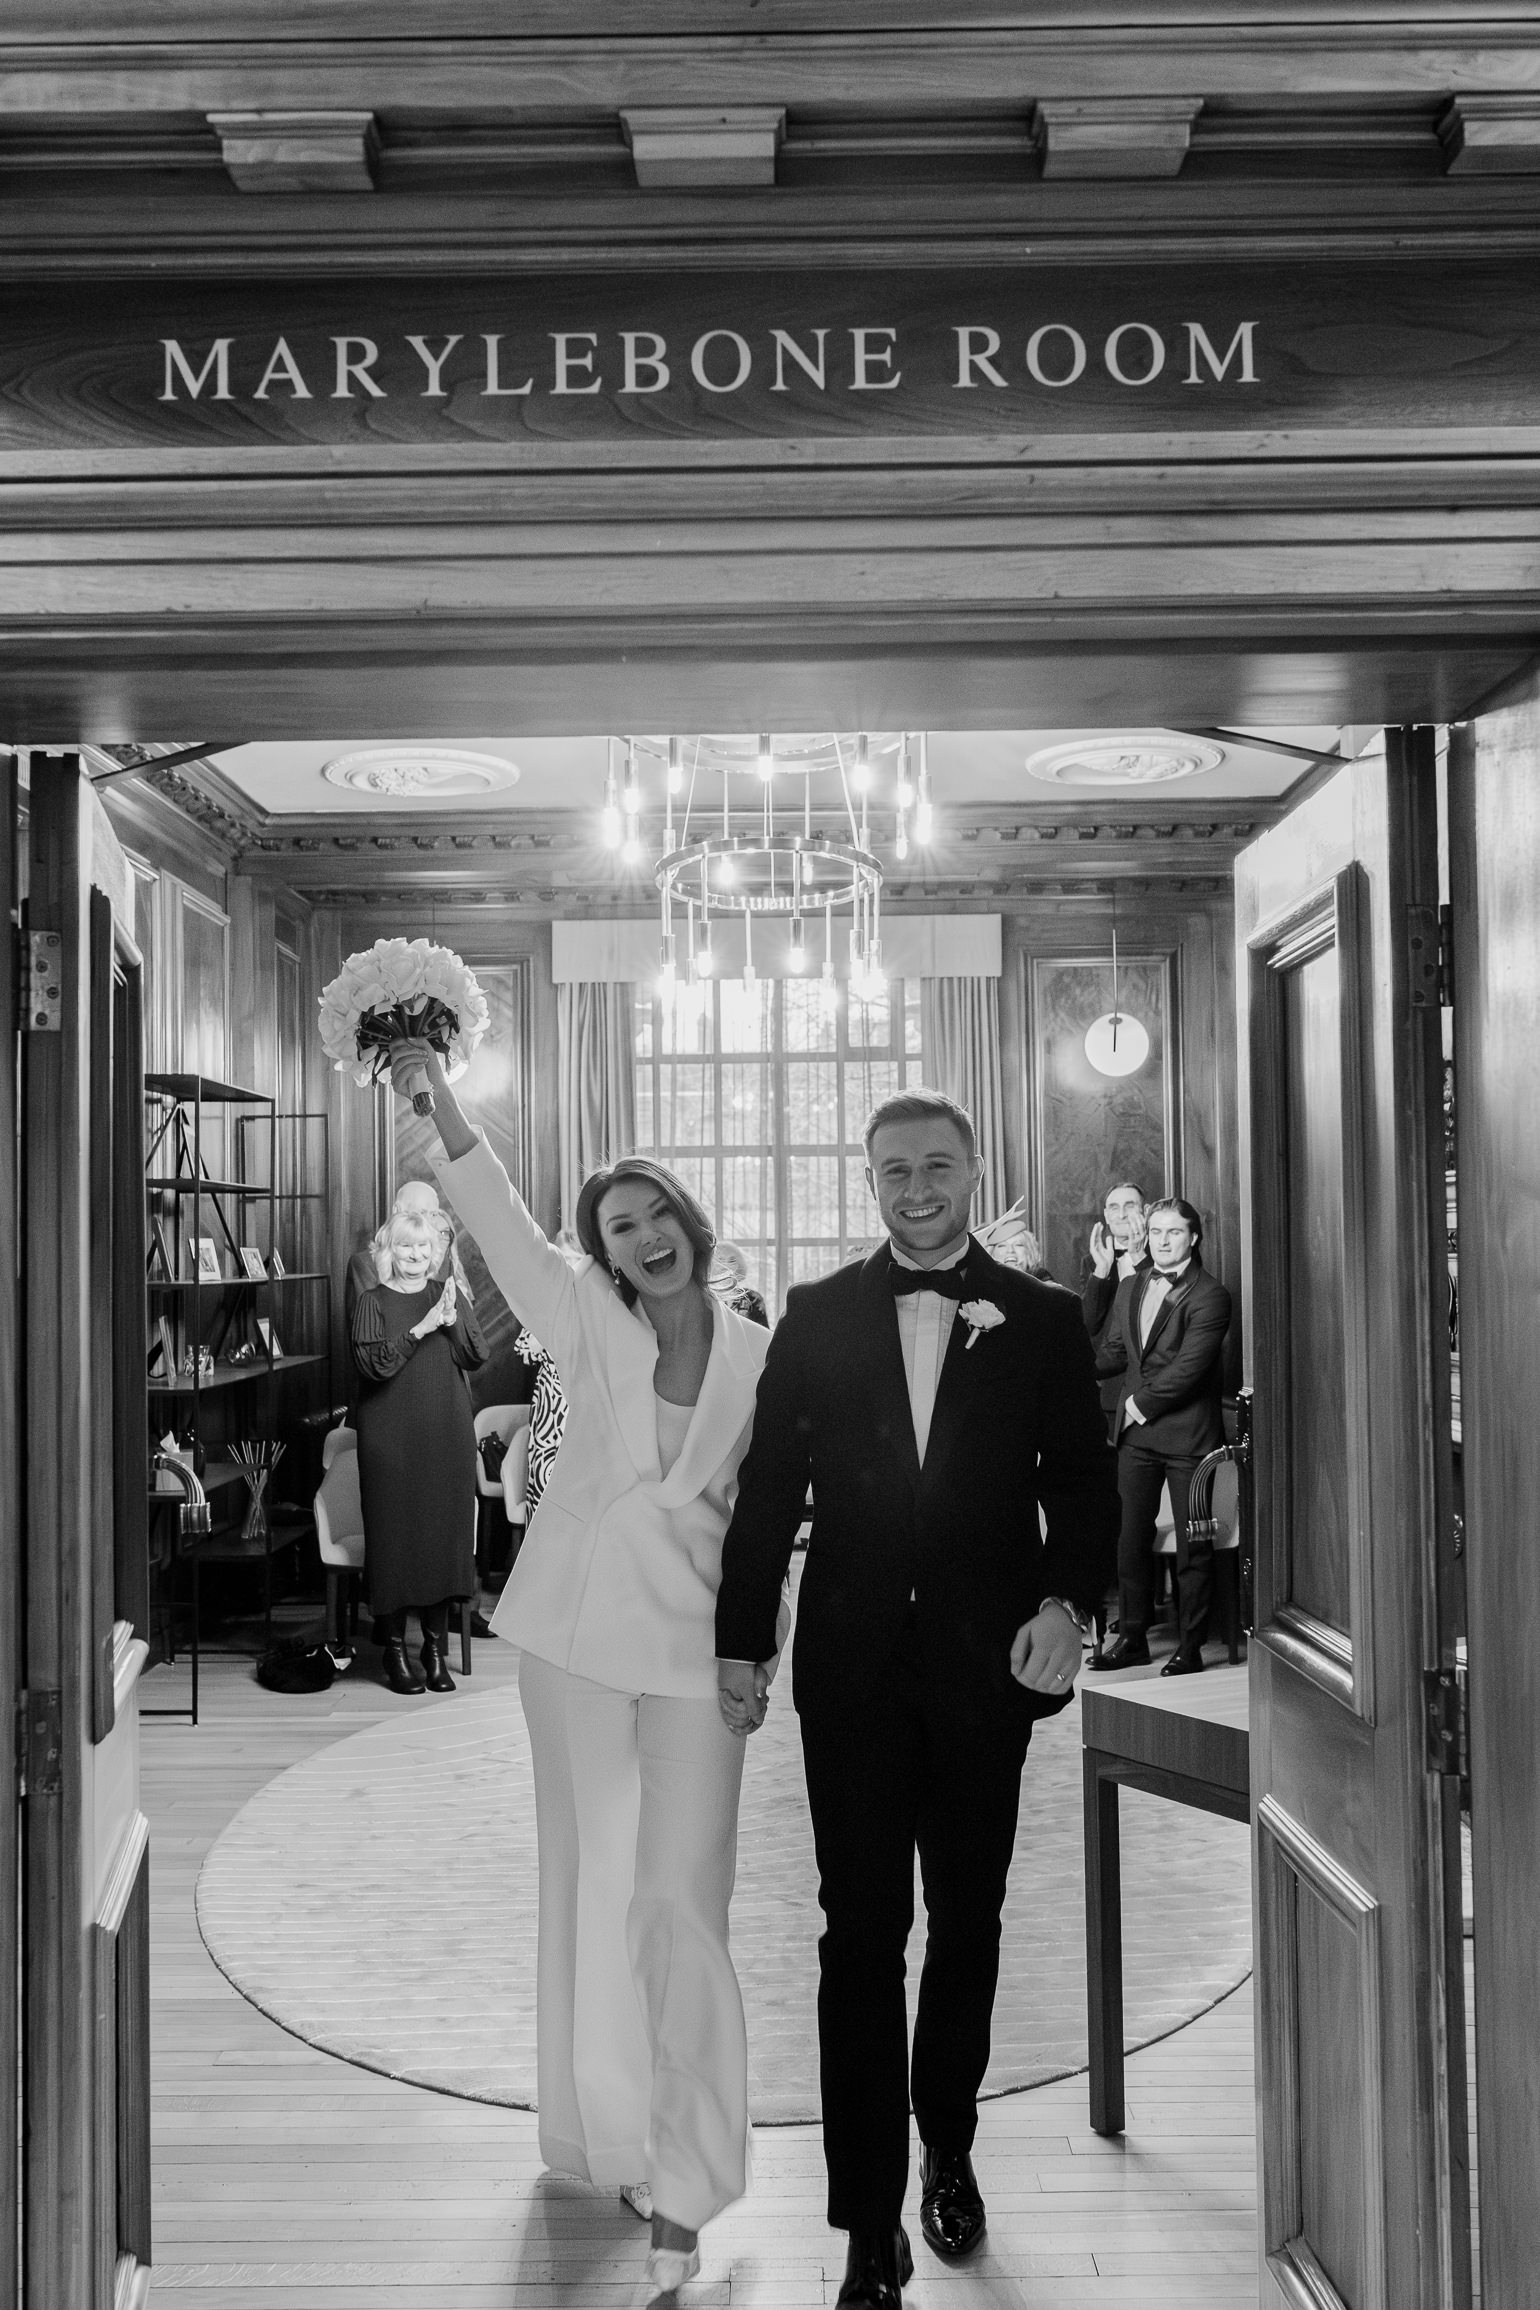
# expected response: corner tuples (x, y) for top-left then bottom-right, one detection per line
(716, 1601), (1084, 1736)
(411, 1274), (457, 1339)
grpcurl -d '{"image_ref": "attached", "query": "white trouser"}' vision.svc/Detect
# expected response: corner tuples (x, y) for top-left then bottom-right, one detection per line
(517, 1650), (750, 2231)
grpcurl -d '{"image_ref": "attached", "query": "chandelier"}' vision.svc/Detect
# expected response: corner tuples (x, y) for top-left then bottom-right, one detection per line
(600, 733), (935, 1002)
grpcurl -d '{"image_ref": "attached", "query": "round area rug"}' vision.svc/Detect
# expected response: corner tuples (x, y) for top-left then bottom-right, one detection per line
(196, 1668), (1250, 2121)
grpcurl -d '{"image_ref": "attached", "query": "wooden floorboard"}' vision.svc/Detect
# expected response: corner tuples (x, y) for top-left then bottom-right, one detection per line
(141, 1639), (1261, 2306)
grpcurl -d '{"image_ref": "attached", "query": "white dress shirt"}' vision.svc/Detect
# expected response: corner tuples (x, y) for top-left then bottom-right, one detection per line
(891, 1240), (969, 1466)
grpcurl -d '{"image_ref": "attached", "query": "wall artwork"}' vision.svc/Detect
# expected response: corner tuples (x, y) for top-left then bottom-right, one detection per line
(1028, 954), (1176, 1292)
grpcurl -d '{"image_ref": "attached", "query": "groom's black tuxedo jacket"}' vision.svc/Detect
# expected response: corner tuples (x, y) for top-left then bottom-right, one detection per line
(715, 1240), (1120, 1717)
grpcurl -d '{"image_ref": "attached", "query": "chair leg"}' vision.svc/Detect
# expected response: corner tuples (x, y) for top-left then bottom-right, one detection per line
(1220, 1553), (1241, 1664)
(460, 1596), (473, 1676)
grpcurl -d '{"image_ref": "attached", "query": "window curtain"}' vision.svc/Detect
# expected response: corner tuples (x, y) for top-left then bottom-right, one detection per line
(920, 975), (1008, 1223)
(557, 981), (638, 1233)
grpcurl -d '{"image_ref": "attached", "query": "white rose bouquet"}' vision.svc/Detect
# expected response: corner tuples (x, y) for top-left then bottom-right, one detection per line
(317, 937), (491, 1116)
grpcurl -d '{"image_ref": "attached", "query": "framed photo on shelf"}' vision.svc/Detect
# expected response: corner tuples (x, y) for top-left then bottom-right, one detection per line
(239, 1246), (268, 1282)
(256, 1316), (283, 1361)
(148, 1315), (177, 1381)
(190, 1236), (223, 1284)
(268, 1247), (286, 1279)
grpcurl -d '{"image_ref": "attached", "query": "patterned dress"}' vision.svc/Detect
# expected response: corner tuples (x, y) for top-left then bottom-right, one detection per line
(514, 1326), (567, 1518)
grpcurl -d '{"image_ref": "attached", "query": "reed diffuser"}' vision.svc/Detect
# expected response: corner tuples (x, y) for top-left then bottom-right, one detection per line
(233, 1439), (285, 1543)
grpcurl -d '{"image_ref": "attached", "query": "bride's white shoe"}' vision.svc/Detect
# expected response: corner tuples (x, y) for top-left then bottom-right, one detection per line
(619, 2181), (653, 2220)
(639, 2243), (700, 2302)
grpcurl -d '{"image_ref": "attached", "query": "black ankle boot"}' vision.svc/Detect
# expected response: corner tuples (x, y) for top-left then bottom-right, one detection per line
(383, 1639), (425, 1695)
(420, 1636), (455, 1693)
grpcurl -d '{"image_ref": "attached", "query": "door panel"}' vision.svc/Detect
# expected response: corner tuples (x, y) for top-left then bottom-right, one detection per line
(1236, 731), (1468, 2310)
(1448, 680), (1540, 2309)
(24, 753), (152, 2310)
(2, 750), (20, 2310)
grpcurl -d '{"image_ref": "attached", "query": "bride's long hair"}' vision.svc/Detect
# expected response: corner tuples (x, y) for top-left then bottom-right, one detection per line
(574, 1157), (716, 1308)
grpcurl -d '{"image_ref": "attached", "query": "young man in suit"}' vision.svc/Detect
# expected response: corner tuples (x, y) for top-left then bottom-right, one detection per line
(1089, 1195), (1231, 1676)
(715, 1090), (1119, 2310)
(1081, 1180), (1152, 1438)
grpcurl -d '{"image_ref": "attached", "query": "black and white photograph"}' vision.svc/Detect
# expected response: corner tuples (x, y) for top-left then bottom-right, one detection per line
(3, 8), (1536, 2310)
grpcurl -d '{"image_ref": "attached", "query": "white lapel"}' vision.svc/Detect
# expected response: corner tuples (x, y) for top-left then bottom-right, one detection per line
(602, 1283), (663, 1480)
(656, 1297), (765, 1507)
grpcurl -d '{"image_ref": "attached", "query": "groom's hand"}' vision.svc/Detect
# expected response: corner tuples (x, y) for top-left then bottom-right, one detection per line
(717, 1658), (770, 1738)
(1010, 1602), (1084, 1695)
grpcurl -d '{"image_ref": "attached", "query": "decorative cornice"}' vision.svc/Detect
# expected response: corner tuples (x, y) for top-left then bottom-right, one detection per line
(1033, 97), (1202, 180)
(232, 797), (1273, 903)
(621, 106), (785, 188)
(1439, 94), (1540, 175)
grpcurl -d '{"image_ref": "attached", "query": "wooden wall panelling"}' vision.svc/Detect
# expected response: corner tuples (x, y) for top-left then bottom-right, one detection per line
(227, 874), (276, 1102)
(1001, 892), (1239, 1337)
(0, 749), (19, 2310)
(1448, 680), (1540, 2310)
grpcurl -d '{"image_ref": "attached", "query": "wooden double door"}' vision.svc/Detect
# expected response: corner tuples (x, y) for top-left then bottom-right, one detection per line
(5, 751), (153, 2309)
(1239, 697), (1540, 2310)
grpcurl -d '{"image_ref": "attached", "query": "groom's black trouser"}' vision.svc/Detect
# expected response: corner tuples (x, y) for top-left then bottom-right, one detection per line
(797, 1610), (1034, 2232)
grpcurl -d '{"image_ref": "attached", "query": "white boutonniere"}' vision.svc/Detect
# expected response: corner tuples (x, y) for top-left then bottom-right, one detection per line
(959, 1299), (1005, 1350)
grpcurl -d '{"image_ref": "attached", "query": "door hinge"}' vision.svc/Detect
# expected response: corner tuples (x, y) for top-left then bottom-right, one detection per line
(17, 1688), (63, 1799)
(1424, 1664), (1468, 1781)
(1438, 903), (1455, 1009)
(1407, 904), (1455, 1013)
(20, 927), (63, 1031)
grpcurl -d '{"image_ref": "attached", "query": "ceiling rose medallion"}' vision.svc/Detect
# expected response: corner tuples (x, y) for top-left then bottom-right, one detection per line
(322, 747), (520, 799)
(1026, 733), (1225, 787)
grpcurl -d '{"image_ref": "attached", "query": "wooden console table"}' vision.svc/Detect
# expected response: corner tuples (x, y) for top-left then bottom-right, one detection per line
(1081, 1666), (1251, 2135)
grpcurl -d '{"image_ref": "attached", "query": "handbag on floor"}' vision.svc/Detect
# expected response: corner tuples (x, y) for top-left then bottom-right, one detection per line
(256, 1633), (337, 1694)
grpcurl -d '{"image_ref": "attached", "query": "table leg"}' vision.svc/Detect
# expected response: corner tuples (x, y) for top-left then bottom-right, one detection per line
(1084, 1748), (1125, 2135)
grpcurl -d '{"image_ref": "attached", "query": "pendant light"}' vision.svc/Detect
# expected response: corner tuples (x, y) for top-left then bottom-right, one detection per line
(1084, 893), (1150, 1078)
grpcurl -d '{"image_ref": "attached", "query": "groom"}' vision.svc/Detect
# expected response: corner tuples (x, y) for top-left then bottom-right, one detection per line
(716, 1090), (1119, 2308)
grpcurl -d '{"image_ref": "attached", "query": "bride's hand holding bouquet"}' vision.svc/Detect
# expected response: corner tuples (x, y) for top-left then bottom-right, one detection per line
(386, 1037), (480, 1163)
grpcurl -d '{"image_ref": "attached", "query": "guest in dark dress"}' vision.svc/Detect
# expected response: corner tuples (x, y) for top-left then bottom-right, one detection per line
(353, 1209), (487, 1696)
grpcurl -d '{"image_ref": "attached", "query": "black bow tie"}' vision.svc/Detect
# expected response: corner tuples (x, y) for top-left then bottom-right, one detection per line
(891, 1263), (968, 1300)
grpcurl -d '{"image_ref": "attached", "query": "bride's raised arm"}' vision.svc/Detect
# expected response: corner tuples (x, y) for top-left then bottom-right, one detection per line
(387, 1038), (582, 1371)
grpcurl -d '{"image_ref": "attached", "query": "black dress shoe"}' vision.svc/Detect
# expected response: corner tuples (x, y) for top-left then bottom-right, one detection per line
(1088, 1631), (1151, 1671)
(382, 1640), (426, 1695)
(919, 2146), (986, 2259)
(835, 2226), (913, 2307)
(420, 1637), (456, 1693)
(470, 1611), (495, 1638)
(1161, 1647), (1206, 1677)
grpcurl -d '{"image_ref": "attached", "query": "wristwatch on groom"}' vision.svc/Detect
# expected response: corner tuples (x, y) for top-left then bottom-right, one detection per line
(1043, 1596), (1092, 1634)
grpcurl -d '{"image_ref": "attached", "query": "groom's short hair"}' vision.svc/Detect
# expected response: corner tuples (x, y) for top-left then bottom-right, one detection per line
(862, 1087), (977, 1162)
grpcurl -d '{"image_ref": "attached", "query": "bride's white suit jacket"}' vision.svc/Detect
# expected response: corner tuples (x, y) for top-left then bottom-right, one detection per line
(433, 1134), (773, 1700)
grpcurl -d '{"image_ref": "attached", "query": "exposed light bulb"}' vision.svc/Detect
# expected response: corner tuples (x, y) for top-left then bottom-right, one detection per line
(787, 916), (807, 972)
(895, 774), (914, 808)
(852, 732), (872, 794)
(667, 736), (684, 795)
(695, 923), (715, 977)
(718, 855), (737, 886)
(896, 820), (910, 860)
(622, 781), (642, 815)
(756, 734), (774, 782)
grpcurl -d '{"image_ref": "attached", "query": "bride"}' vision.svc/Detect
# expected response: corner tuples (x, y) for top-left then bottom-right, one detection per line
(390, 1039), (777, 2303)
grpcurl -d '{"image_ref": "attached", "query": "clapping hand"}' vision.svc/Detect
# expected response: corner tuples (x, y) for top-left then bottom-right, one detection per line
(1124, 1209), (1149, 1260)
(411, 1276), (457, 1339)
(1089, 1221), (1116, 1279)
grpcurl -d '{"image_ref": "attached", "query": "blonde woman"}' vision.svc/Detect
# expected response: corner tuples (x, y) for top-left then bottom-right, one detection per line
(352, 1208), (487, 1695)
(388, 1038), (775, 2306)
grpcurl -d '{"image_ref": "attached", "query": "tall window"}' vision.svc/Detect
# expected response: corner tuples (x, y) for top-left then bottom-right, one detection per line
(633, 978), (923, 1310)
